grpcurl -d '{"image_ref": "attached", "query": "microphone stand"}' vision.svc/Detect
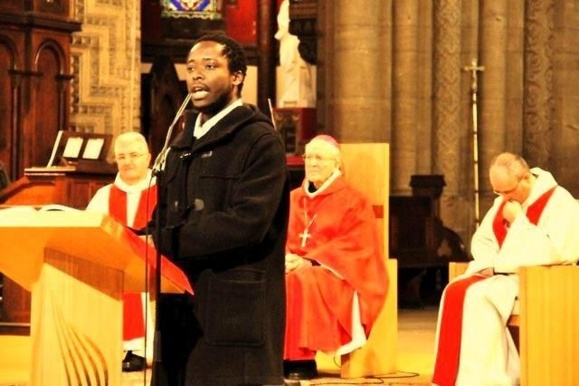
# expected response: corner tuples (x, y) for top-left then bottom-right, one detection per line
(152, 93), (192, 174)
(151, 93), (191, 383)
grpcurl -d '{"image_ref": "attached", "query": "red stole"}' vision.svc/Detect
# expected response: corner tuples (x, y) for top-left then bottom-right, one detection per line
(109, 184), (157, 229)
(108, 183), (157, 341)
(492, 186), (556, 247)
(432, 186), (557, 386)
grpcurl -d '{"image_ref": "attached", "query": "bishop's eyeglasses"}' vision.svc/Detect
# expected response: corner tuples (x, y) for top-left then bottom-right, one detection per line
(115, 152), (146, 162)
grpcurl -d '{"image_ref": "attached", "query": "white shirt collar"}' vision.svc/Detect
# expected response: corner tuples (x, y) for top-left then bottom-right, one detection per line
(194, 99), (244, 139)
(114, 169), (156, 193)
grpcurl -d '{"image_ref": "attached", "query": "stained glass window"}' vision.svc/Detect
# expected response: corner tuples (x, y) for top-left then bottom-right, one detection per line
(161, 0), (223, 20)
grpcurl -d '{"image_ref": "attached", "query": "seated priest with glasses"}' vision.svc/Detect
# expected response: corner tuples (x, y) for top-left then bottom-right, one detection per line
(432, 152), (579, 386)
(86, 131), (156, 372)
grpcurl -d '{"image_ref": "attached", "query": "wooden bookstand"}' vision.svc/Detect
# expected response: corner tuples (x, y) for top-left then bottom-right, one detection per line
(0, 211), (192, 386)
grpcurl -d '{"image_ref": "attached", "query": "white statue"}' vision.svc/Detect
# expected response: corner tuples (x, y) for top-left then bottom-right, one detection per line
(275, 0), (315, 107)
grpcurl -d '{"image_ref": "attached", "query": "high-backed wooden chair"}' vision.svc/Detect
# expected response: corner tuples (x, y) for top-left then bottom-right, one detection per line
(317, 143), (397, 378)
(448, 262), (579, 386)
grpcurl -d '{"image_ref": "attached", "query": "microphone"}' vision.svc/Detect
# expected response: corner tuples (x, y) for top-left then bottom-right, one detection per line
(152, 93), (192, 174)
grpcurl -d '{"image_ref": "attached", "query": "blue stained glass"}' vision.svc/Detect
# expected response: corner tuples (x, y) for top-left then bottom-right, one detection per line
(161, 0), (223, 20)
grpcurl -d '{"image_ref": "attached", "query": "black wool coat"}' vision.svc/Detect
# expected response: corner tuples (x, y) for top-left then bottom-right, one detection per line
(152, 104), (290, 386)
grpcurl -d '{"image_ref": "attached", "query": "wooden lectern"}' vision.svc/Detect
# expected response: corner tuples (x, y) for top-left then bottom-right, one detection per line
(0, 166), (116, 329)
(0, 210), (192, 386)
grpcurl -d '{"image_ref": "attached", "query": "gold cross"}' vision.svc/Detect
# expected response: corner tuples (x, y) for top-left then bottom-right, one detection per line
(299, 228), (312, 247)
(463, 58), (485, 93)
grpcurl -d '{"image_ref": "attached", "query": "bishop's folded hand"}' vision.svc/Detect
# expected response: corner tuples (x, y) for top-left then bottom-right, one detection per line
(285, 253), (312, 273)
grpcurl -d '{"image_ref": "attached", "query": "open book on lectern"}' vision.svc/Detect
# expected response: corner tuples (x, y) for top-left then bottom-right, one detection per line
(0, 210), (193, 295)
(0, 203), (80, 213)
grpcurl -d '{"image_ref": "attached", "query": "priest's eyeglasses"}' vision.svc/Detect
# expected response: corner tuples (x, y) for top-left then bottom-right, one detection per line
(493, 177), (522, 196)
(115, 153), (146, 162)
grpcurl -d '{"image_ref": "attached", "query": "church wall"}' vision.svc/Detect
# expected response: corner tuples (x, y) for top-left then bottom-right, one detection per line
(550, 1), (579, 195)
(318, 0), (392, 145)
(0, 33), (20, 177)
(5, 0), (579, 249)
(313, 0), (579, 248)
(69, 0), (141, 155)
(0, 1), (79, 177)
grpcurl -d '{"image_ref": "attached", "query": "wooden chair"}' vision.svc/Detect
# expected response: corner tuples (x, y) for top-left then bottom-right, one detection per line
(318, 143), (398, 378)
(448, 262), (579, 386)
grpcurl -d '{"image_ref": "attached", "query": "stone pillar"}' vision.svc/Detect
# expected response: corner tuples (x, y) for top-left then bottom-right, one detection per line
(432, 1), (461, 198)
(319, 0), (391, 143)
(550, 1), (579, 193)
(414, 3), (434, 174)
(391, 0), (420, 194)
(523, 0), (554, 167)
(504, 0), (525, 154)
(478, 1), (509, 186)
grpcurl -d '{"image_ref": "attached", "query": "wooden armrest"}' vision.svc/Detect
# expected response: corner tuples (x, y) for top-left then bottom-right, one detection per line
(448, 262), (469, 280)
(518, 265), (579, 385)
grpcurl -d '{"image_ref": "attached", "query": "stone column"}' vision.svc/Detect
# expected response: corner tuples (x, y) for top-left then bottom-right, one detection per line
(431, 0), (473, 232)
(550, 0), (579, 192)
(504, 0), (525, 154)
(478, 1), (509, 185)
(432, 1), (461, 197)
(414, 3), (434, 174)
(391, 0), (420, 194)
(319, 0), (392, 143)
(523, 0), (554, 167)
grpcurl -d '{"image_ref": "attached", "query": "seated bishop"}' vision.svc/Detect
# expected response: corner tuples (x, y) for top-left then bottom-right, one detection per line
(283, 135), (389, 380)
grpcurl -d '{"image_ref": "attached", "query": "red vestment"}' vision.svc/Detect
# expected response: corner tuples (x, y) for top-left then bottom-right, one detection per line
(284, 176), (389, 359)
(432, 187), (556, 386)
(109, 184), (157, 341)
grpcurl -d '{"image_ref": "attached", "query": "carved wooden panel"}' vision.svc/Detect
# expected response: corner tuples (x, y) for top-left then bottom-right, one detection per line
(37, 0), (67, 14)
(0, 1), (24, 12)
(0, 33), (20, 180)
(0, 6), (79, 180)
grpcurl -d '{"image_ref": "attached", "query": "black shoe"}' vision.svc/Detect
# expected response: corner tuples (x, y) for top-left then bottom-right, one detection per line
(284, 360), (317, 381)
(122, 351), (146, 372)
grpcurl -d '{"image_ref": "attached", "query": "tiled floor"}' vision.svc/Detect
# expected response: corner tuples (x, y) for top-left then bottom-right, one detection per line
(0, 307), (438, 385)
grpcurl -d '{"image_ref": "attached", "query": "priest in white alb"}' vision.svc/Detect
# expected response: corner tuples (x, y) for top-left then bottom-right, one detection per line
(432, 152), (579, 386)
